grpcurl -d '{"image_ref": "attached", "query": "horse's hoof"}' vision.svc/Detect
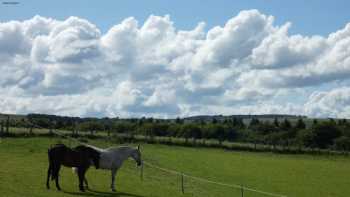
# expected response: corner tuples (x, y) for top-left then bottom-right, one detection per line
(111, 189), (116, 192)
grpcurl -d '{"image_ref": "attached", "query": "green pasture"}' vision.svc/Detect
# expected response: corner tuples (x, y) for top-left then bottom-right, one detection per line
(0, 137), (349, 197)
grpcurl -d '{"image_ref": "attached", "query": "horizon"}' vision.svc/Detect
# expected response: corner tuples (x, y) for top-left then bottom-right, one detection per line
(0, 112), (318, 120)
(0, 1), (350, 119)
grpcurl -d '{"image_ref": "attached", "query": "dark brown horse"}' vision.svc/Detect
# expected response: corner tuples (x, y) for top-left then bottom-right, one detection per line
(46, 144), (100, 191)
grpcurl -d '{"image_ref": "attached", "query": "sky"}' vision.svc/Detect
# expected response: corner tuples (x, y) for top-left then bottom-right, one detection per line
(0, 1), (350, 118)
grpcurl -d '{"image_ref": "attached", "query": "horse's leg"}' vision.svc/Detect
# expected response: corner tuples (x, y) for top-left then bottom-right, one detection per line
(77, 168), (87, 192)
(111, 168), (117, 192)
(54, 164), (61, 191)
(46, 163), (52, 189)
(84, 177), (89, 189)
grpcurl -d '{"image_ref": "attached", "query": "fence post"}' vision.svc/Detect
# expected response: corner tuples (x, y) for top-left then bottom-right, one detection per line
(181, 173), (184, 194)
(72, 122), (77, 137)
(76, 122), (79, 136)
(241, 185), (244, 197)
(49, 126), (53, 135)
(140, 162), (144, 181)
(29, 125), (33, 135)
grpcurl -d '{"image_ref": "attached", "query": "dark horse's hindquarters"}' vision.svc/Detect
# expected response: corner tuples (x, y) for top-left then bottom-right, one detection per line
(46, 144), (100, 191)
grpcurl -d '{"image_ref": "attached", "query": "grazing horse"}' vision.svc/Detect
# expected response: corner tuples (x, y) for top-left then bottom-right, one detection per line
(79, 145), (142, 191)
(46, 144), (100, 191)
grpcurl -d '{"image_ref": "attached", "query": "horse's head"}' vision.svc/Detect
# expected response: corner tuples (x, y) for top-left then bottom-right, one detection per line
(131, 145), (142, 167)
(88, 147), (100, 169)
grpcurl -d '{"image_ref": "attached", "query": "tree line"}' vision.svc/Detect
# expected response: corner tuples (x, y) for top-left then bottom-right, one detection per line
(2, 113), (350, 152)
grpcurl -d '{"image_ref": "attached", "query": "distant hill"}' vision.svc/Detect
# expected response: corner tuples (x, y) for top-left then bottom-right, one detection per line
(0, 112), (311, 124)
(183, 114), (306, 122)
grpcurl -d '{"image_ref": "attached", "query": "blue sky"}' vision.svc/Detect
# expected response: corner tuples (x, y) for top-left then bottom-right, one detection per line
(0, 1), (350, 118)
(1, 0), (350, 35)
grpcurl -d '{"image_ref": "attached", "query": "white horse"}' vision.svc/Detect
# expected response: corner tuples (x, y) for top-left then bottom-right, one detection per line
(75, 144), (142, 191)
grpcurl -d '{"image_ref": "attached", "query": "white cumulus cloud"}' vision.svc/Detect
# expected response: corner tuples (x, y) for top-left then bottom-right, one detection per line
(0, 10), (349, 118)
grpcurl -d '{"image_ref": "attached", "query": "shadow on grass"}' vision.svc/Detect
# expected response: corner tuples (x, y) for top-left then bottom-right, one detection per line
(63, 188), (145, 197)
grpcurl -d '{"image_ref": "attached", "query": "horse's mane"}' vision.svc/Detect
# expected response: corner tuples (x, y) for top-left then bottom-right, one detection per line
(82, 144), (137, 153)
(84, 144), (105, 152)
(106, 146), (136, 151)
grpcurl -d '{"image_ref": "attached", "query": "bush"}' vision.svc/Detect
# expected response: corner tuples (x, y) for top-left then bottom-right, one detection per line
(334, 136), (350, 151)
(296, 129), (316, 148)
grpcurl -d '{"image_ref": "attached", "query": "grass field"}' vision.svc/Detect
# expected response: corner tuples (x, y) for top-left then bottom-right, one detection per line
(0, 137), (350, 197)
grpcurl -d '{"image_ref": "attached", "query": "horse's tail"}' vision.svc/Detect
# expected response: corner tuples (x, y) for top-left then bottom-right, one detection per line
(47, 148), (59, 181)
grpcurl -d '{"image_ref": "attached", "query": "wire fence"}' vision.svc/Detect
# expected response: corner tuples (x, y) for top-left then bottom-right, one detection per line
(21, 121), (287, 197)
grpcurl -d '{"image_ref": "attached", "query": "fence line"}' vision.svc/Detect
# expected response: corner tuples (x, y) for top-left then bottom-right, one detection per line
(142, 161), (287, 197)
(26, 121), (287, 197)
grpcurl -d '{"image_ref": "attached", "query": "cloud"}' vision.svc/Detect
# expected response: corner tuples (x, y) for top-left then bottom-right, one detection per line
(304, 87), (350, 118)
(191, 9), (274, 70)
(250, 23), (327, 69)
(0, 10), (350, 117)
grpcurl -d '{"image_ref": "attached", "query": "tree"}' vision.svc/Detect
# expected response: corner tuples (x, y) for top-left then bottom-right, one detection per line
(249, 118), (260, 130)
(175, 117), (183, 124)
(273, 118), (280, 127)
(226, 126), (237, 142)
(256, 121), (276, 135)
(78, 121), (104, 135)
(139, 123), (155, 140)
(232, 118), (245, 129)
(211, 124), (226, 145)
(280, 119), (292, 131)
(201, 125), (214, 139)
(337, 119), (347, 126)
(167, 123), (182, 137)
(311, 122), (341, 149)
(152, 123), (169, 136)
(296, 129), (316, 149)
(265, 132), (283, 150)
(181, 124), (202, 144)
(295, 118), (306, 130)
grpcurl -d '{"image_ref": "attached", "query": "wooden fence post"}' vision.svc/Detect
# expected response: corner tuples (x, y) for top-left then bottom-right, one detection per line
(241, 185), (244, 197)
(75, 122), (79, 136)
(49, 124), (53, 135)
(181, 173), (184, 194)
(29, 125), (33, 135)
(72, 122), (77, 136)
(254, 141), (257, 150)
(140, 162), (144, 181)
